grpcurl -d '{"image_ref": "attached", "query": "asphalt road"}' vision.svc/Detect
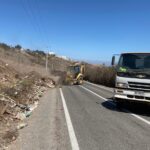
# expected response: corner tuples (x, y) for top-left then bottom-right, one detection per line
(62, 82), (150, 150)
(9, 82), (150, 150)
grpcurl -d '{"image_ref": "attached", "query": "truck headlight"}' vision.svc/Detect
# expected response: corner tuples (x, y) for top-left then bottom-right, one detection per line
(116, 82), (128, 88)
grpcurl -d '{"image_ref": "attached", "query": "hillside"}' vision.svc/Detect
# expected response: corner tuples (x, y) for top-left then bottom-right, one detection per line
(0, 43), (71, 76)
(0, 43), (72, 149)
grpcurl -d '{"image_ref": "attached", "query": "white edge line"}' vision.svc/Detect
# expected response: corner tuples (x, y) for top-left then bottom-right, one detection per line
(80, 85), (150, 126)
(84, 81), (113, 92)
(80, 85), (107, 101)
(60, 88), (80, 150)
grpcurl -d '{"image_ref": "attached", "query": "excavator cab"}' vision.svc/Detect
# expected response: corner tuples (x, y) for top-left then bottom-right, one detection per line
(65, 64), (85, 85)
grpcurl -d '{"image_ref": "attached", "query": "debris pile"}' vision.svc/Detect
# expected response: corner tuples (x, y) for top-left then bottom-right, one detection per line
(0, 61), (55, 149)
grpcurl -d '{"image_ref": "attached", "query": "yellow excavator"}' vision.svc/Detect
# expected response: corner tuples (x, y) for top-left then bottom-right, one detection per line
(65, 63), (85, 85)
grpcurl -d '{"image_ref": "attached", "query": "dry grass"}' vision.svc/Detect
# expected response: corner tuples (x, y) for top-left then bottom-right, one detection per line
(0, 44), (71, 84)
(84, 64), (116, 87)
(0, 58), (49, 76)
(0, 43), (68, 148)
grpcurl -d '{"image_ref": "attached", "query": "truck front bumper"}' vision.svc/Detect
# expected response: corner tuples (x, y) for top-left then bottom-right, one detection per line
(114, 89), (150, 103)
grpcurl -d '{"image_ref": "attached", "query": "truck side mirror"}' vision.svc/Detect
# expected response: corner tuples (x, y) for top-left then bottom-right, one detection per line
(111, 56), (115, 66)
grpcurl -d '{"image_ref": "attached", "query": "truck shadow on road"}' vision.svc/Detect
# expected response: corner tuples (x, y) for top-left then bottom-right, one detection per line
(101, 99), (150, 118)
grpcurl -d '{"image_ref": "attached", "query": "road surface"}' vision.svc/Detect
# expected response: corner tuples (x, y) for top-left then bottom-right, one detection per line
(9, 82), (150, 150)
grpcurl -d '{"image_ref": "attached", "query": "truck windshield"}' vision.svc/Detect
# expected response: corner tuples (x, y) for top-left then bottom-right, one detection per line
(118, 53), (150, 72)
(67, 66), (80, 73)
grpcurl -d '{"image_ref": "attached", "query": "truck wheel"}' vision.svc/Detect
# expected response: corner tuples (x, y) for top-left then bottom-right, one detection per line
(70, 81), (74, 86)
(78, 77), (83, 85)
(115, 98), (123, 108)
(116, 102), (123, 108)
(79, 80), (83, 85)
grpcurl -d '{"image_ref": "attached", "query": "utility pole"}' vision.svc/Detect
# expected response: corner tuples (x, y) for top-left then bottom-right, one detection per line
(46, 53), (48, 73)
(46, 47), (49, 73)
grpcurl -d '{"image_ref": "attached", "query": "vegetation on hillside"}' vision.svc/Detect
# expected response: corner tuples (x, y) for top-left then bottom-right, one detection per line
(0, 42), (71, 149)
(0, 43), (71, 81)
(84, 64), (116, 87)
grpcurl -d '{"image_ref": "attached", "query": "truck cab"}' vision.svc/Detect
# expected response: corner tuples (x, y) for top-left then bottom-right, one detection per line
(112, 53), (150, 106)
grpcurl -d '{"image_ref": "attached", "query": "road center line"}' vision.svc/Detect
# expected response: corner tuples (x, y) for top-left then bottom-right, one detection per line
(80, 85), (107, 101)
(60, 88), (80, 150)
(80, 85), (150, 126)
(84, 81), (113, 92)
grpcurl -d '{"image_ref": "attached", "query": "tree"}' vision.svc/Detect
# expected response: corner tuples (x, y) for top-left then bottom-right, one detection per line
(15, 44), (22, 50)
(0, 43), (10, 50)
(34, 50), (46, 56)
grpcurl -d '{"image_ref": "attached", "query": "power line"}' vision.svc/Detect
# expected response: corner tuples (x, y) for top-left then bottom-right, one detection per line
(21, 0), (53, 73)
(34, 0), (50, 46)
(21, 0), (45, 49)
(26, 0), (49, 49)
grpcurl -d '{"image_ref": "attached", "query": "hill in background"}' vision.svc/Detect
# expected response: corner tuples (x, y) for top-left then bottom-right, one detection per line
(0, 43), (72, 83)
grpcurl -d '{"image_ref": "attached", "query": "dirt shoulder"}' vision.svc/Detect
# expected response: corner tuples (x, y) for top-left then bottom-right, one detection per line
(8, 89), (71, 150)
(0, 60), (55, 149)
(0, 44), (72, 149)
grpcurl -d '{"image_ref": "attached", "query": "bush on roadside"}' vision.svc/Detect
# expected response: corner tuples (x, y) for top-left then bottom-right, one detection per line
(84, 64), (116, 87)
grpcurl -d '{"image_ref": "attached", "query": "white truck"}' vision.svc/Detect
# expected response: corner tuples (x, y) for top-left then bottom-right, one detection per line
(112, 53), (150, 107)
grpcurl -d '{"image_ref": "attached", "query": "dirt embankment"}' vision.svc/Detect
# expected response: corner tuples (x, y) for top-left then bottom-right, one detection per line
(0, 59), (55, 149)
(0, 43), (73, 149)
(0, 44), (71, 75)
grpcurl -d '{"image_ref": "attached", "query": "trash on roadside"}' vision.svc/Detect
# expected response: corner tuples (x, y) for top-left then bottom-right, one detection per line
(15, 112), (26, 120)
(17, 123), (28, 130)
(25, 111), (32, 118)
(46, 83), (55, 88)
(17, 104), (30, 111)
(29, 101), (38, 111)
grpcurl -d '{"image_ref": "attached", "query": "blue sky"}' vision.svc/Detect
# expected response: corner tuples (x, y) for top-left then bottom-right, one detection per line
(0, 0), (150, 63)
